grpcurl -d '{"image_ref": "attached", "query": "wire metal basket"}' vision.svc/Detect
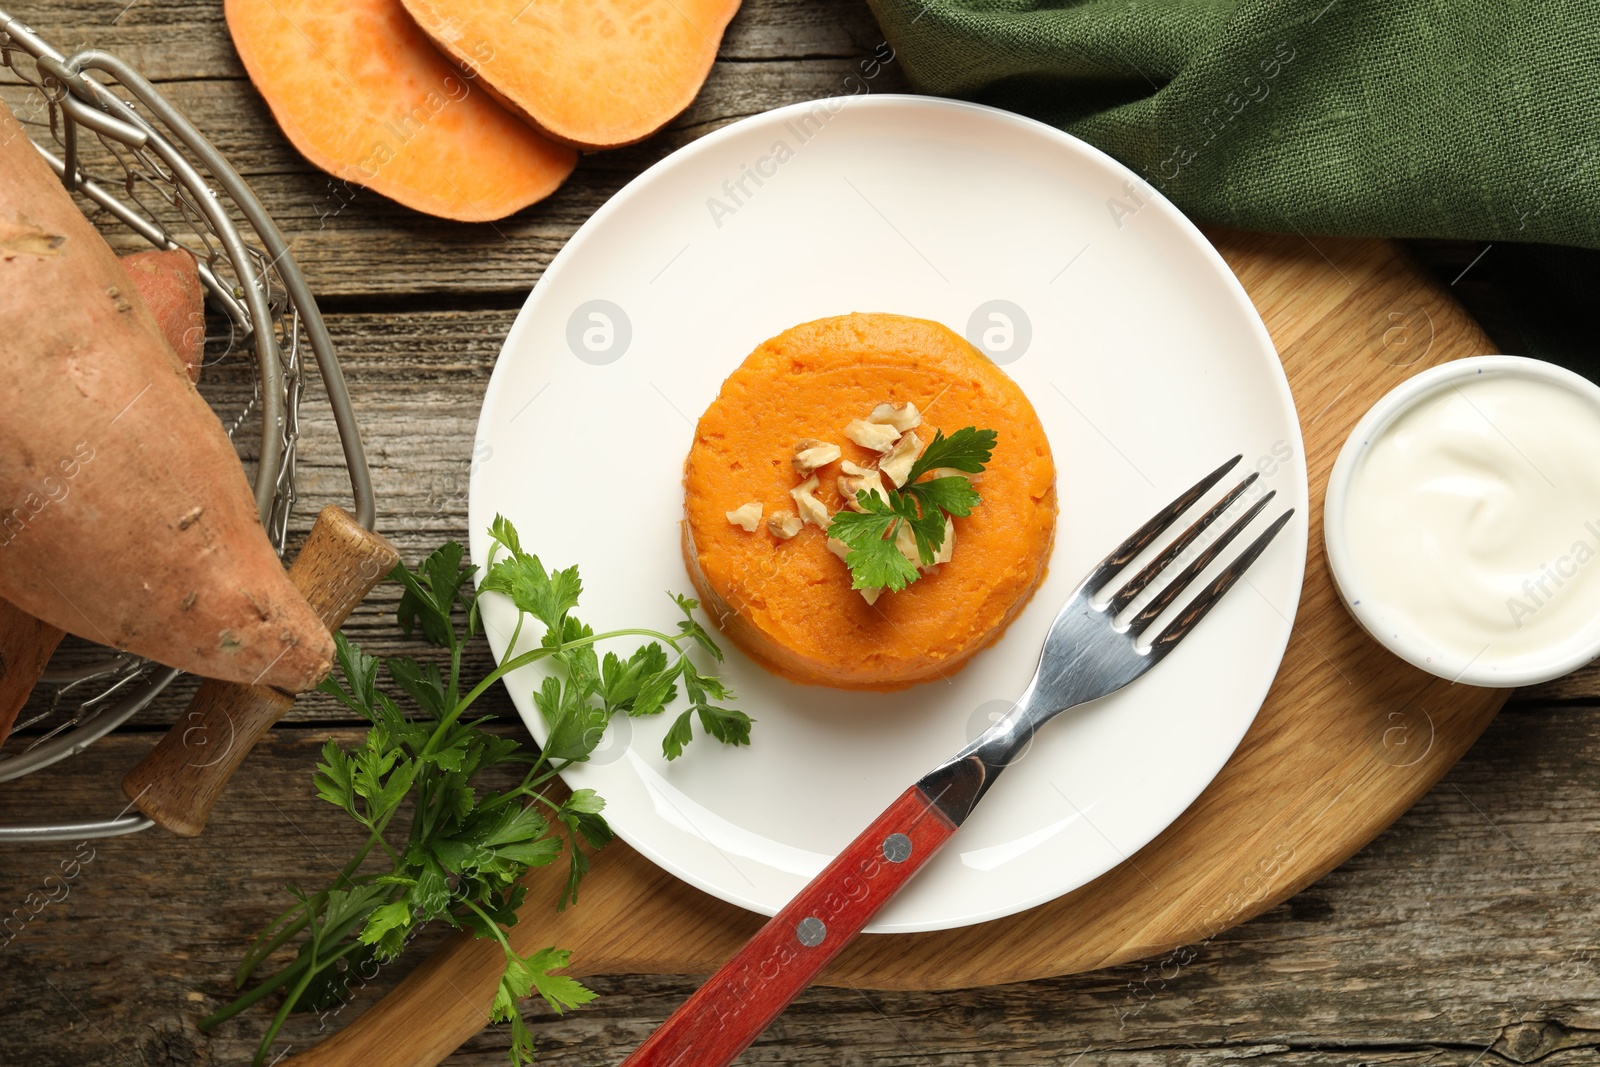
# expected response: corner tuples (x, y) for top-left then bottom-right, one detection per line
(0, 9), (375, 841)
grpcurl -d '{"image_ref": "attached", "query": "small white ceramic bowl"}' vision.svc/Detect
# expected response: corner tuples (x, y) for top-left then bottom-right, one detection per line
(1325, 355), (1600, 688)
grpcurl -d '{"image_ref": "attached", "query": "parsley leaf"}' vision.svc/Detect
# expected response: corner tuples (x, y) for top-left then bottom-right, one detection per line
(395, 542), (477, 647)
(318, 632), (380, 718)
(662, 709), (697, 762)
(905, 473), (982, 519)
(907, 426), (997, 481)
(673, 593), (724, 661)
(696, 703), (755, 747)
(491, 945), (599, 1064)
(311, 738), (356, 816)
(479, 550), (582, 633)
(829, 426), (997, 592)
(524, 946), (600, 1013)
(830, 512), (920, 590)
(208, 517), (751, 1067)
(660, 658), (753, 760)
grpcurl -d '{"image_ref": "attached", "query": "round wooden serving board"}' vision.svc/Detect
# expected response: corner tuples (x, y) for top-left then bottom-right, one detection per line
(290, 229), (1509, 1067)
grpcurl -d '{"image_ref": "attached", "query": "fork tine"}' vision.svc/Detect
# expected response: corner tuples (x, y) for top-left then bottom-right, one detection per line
(1106, 471), (1261, 617)
(1146, 508), (1296, 660)
(1126, 489), (1277, 637)
(1082, 454), (1242, 596)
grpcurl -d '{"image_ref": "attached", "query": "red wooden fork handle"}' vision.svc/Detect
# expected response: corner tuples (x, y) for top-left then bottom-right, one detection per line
(619, 783), (958, 1067)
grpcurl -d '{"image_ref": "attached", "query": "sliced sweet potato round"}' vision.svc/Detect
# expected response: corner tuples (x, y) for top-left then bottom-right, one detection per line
(226, 0), (577, 222)
(401, 0), (741, 150)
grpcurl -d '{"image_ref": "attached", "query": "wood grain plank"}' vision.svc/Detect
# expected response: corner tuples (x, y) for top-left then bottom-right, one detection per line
(3, 702), (1598, 1066)
(1, 0), (895, 80)
(9, 286), (1598, 733)
(0, 6), (1596, 1066)
(2, 58), (913, 299)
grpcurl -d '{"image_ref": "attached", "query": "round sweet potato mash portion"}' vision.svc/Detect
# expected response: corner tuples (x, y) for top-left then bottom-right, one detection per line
(682, 312), (1058, 690)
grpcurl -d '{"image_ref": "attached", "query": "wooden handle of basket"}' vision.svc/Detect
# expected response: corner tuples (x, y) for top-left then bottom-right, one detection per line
(123, 506), (398, 836)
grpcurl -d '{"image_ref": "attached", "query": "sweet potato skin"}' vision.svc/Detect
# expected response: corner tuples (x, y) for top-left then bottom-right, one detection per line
(0, 598), (60, 746)
(0, 100), (333, 692)
(225, 0), (577, 222)
(0, 250), (210, 744)
(401, 0), (741, 150)
(120, 249), (205, 382)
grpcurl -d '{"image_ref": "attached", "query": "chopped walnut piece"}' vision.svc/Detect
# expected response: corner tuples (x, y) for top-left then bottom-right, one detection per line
(894, 521), (921, 567)
(922, 466), (982, 485)
(826, 536), (851, 562)
(932, 516), (955, 566)
(724, 501), (762, 532)
(878, 430), (923, 488)
(791, 440), (842, 475)
(790, 475), (831, 529)
(844, 418), (901, 452)
(837, 465), (889, 512)
(767, 509), (803, 540)
(867, 401), (921, 432)
(859, 585), (883, 606)
(840, 459), (873, 476)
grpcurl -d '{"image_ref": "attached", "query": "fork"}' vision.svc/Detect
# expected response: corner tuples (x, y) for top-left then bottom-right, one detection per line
(620, 455), (1295, 1067)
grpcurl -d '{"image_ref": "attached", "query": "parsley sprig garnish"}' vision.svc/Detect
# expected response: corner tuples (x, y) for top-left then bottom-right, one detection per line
(829, 426), (996, 593)
(200, 516), (751, 1066)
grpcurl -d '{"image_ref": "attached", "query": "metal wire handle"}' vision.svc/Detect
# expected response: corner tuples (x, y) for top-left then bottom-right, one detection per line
(0, 9), (376, 841)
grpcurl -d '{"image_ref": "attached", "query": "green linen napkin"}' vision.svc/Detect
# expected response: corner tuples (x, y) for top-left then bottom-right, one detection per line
(865, 0), (1600, 249)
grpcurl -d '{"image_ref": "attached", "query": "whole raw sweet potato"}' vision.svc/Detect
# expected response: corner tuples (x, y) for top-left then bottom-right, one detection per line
(0, 246), (215, 745)
(0, 100), (333, 692)
(120, 248), (205, 381)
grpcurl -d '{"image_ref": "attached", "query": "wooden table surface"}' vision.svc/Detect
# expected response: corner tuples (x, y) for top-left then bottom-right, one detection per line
(4, 2), (1599, 1065)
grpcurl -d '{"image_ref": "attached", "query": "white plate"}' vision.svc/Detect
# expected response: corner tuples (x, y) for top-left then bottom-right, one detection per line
(469, 96), (1308, 933)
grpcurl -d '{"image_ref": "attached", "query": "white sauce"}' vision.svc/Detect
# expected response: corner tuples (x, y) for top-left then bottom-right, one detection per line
(1344, 373), (1600, 664)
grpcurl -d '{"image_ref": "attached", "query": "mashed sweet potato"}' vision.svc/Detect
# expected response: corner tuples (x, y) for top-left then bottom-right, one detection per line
(682, 313), (1057, 690)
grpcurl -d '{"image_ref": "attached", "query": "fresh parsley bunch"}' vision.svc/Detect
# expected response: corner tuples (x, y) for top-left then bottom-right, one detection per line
(201, 516), (752, 1066)
(830, 426), (997, 592)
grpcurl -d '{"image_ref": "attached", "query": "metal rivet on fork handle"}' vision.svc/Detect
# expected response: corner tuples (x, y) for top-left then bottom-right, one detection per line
(796, 917), (827, 947)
